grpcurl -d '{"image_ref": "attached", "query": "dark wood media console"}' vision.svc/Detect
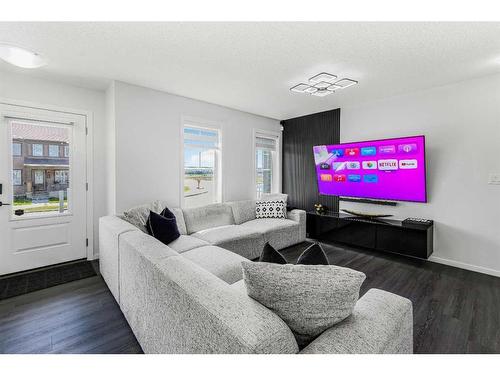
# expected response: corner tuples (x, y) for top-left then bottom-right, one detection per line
(306, 211), (433, 259)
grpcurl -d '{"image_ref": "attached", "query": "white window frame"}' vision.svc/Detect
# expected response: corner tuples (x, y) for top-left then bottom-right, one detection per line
(180, 117), (222, 208)
(253, 129), (282, 199)
(49, 144), (60, 157)
(32, 143), (44, 156)
(64, 145), (69, 157)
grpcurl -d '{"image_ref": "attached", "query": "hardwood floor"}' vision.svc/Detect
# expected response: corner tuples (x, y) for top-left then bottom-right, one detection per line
(0, 274), (142, 354)
(1, 241), (499, 354)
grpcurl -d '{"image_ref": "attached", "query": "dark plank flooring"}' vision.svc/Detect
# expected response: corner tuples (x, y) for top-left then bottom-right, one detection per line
(1, 241), (500, 354)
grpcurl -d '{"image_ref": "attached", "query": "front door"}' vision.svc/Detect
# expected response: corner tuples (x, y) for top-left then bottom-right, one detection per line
(0, 103), (87, 275)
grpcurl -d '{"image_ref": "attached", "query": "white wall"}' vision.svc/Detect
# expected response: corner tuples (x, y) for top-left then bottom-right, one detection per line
(0, 70), (106, 257)
(340, 74), (500, 276)
(105, 82), (116, 215)
(111, 81), (281, 213)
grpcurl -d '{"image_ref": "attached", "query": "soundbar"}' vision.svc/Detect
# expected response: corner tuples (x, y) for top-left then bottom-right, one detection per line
(339, 196), (398, 206)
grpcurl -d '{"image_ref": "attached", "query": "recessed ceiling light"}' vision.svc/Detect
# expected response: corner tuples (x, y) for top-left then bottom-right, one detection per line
(290, 72), (358, 98)
(0, 43), (48, 69)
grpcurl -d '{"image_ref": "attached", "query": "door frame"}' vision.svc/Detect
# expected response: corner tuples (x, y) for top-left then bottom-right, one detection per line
(0, 97), (95, 261)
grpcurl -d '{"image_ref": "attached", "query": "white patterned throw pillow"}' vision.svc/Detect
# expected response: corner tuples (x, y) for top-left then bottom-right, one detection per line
(255, 200), (286, 219)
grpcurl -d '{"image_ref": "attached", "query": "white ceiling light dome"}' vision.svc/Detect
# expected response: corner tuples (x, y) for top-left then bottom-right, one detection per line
(0, 43), (48, 68)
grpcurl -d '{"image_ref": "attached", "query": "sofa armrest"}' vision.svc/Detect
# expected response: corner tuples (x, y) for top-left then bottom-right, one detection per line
(287, 209), (307, 242)
(300, 288), (413, 354)
(99, 215), (140, 303)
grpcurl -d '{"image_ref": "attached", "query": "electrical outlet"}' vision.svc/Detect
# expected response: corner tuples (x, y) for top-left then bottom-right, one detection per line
(488, 173), (500, 185)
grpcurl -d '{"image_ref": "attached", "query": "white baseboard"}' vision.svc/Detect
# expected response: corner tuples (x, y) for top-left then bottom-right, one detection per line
(429, 255), (500, 278)
(87, 253), (99, 261)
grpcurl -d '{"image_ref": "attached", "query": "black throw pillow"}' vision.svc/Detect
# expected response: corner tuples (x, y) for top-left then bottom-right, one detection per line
(258, 242), (287, 264)
(296, 243), (329, 265)
(159, 207), (176, 220)
(146, 210), (180, 245)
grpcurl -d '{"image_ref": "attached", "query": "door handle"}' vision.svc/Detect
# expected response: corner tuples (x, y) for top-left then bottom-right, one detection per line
(0, 201), (11, 206)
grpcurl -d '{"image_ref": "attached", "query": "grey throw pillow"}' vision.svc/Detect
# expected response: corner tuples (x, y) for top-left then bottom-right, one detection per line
(241, 261), (366, 347)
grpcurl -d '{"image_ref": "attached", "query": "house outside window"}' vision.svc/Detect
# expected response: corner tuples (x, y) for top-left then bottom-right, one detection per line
(32, 144), (44, 156)
(12, 143), (22, 156)
(255, 132), (280, 199)
(13, 170), (22, 186)
(183, 124), (221, 208)
(55, 170), (69, 184)
(64, 145), (69, 157)
(49, 144), (60, 157)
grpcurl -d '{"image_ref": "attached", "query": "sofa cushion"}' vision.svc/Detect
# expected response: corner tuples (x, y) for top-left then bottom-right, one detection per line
(183, 203), (235, 234)
(241, 261), (366, 348)
(260, 193), (288, 204)
(229, 279), (246, 293)
(182, 245), (246, 284)
(122, 201), (187, 235)
(240, 219), (300, 250)
(227, 200), (256, 224)
(168, 235), (210, 254)
(191, 225), (265, 260)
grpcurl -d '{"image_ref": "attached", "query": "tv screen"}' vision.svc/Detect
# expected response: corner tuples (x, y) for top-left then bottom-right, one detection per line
(313, 135), (427, 202)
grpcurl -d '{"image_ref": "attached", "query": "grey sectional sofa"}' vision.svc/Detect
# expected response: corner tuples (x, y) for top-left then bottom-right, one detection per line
(99, 200), (413, 354)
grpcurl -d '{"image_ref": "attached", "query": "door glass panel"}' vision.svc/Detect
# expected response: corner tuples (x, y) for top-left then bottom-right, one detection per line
(11, 121), (71, 216)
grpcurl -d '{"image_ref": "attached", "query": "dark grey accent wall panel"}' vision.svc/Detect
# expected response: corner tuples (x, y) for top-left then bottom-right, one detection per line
(282, 109), (340, 212)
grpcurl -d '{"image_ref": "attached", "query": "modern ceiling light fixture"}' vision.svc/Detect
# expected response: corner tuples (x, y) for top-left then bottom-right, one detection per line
(0, 43), (48, 69)
(290, 72), (358, 97)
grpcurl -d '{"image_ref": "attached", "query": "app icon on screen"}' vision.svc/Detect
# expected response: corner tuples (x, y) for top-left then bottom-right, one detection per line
(331, 149), (344, 157)
(346, 161), (360, 170)
(379, 145), (396, 154)
(320, 174), (333, 182)
(398, 143), (418, 154)
(399, 159), (418, 169)
(361, 147), (376, 156)
(332, 162), (347, 172)
(363, 174), (378, 183)
(320, 163), (330, 170)
(378, 159), (398, 171)
(362, 161), (377, 170)
(345, 148), (359, 157)
(333, 174), (346, 182)
(348, 174), (361, 182)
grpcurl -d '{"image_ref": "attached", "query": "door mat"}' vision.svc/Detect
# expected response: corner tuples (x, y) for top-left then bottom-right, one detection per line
(0, 260), (97, 300)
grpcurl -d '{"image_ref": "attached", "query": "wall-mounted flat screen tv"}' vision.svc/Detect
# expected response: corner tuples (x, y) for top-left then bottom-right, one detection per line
(313, 135), (427, 203)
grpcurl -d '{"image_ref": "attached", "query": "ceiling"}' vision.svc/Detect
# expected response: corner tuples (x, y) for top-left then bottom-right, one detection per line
(1, 22), (500, 120)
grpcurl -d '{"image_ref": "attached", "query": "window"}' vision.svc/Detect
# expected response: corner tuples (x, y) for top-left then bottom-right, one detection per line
(12, 143), (22, 156)
(34, 170), (45, 185)
(64, 145), (69, 157)
(13, 170), (22, 186)
(183, 125), (221, 208)
(55, 170), (69, 184)
(255, 133), (279, 198)
(10, 121), (70, 216)
(49, 144), (60, 157)
(32, 144), (43, 156)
